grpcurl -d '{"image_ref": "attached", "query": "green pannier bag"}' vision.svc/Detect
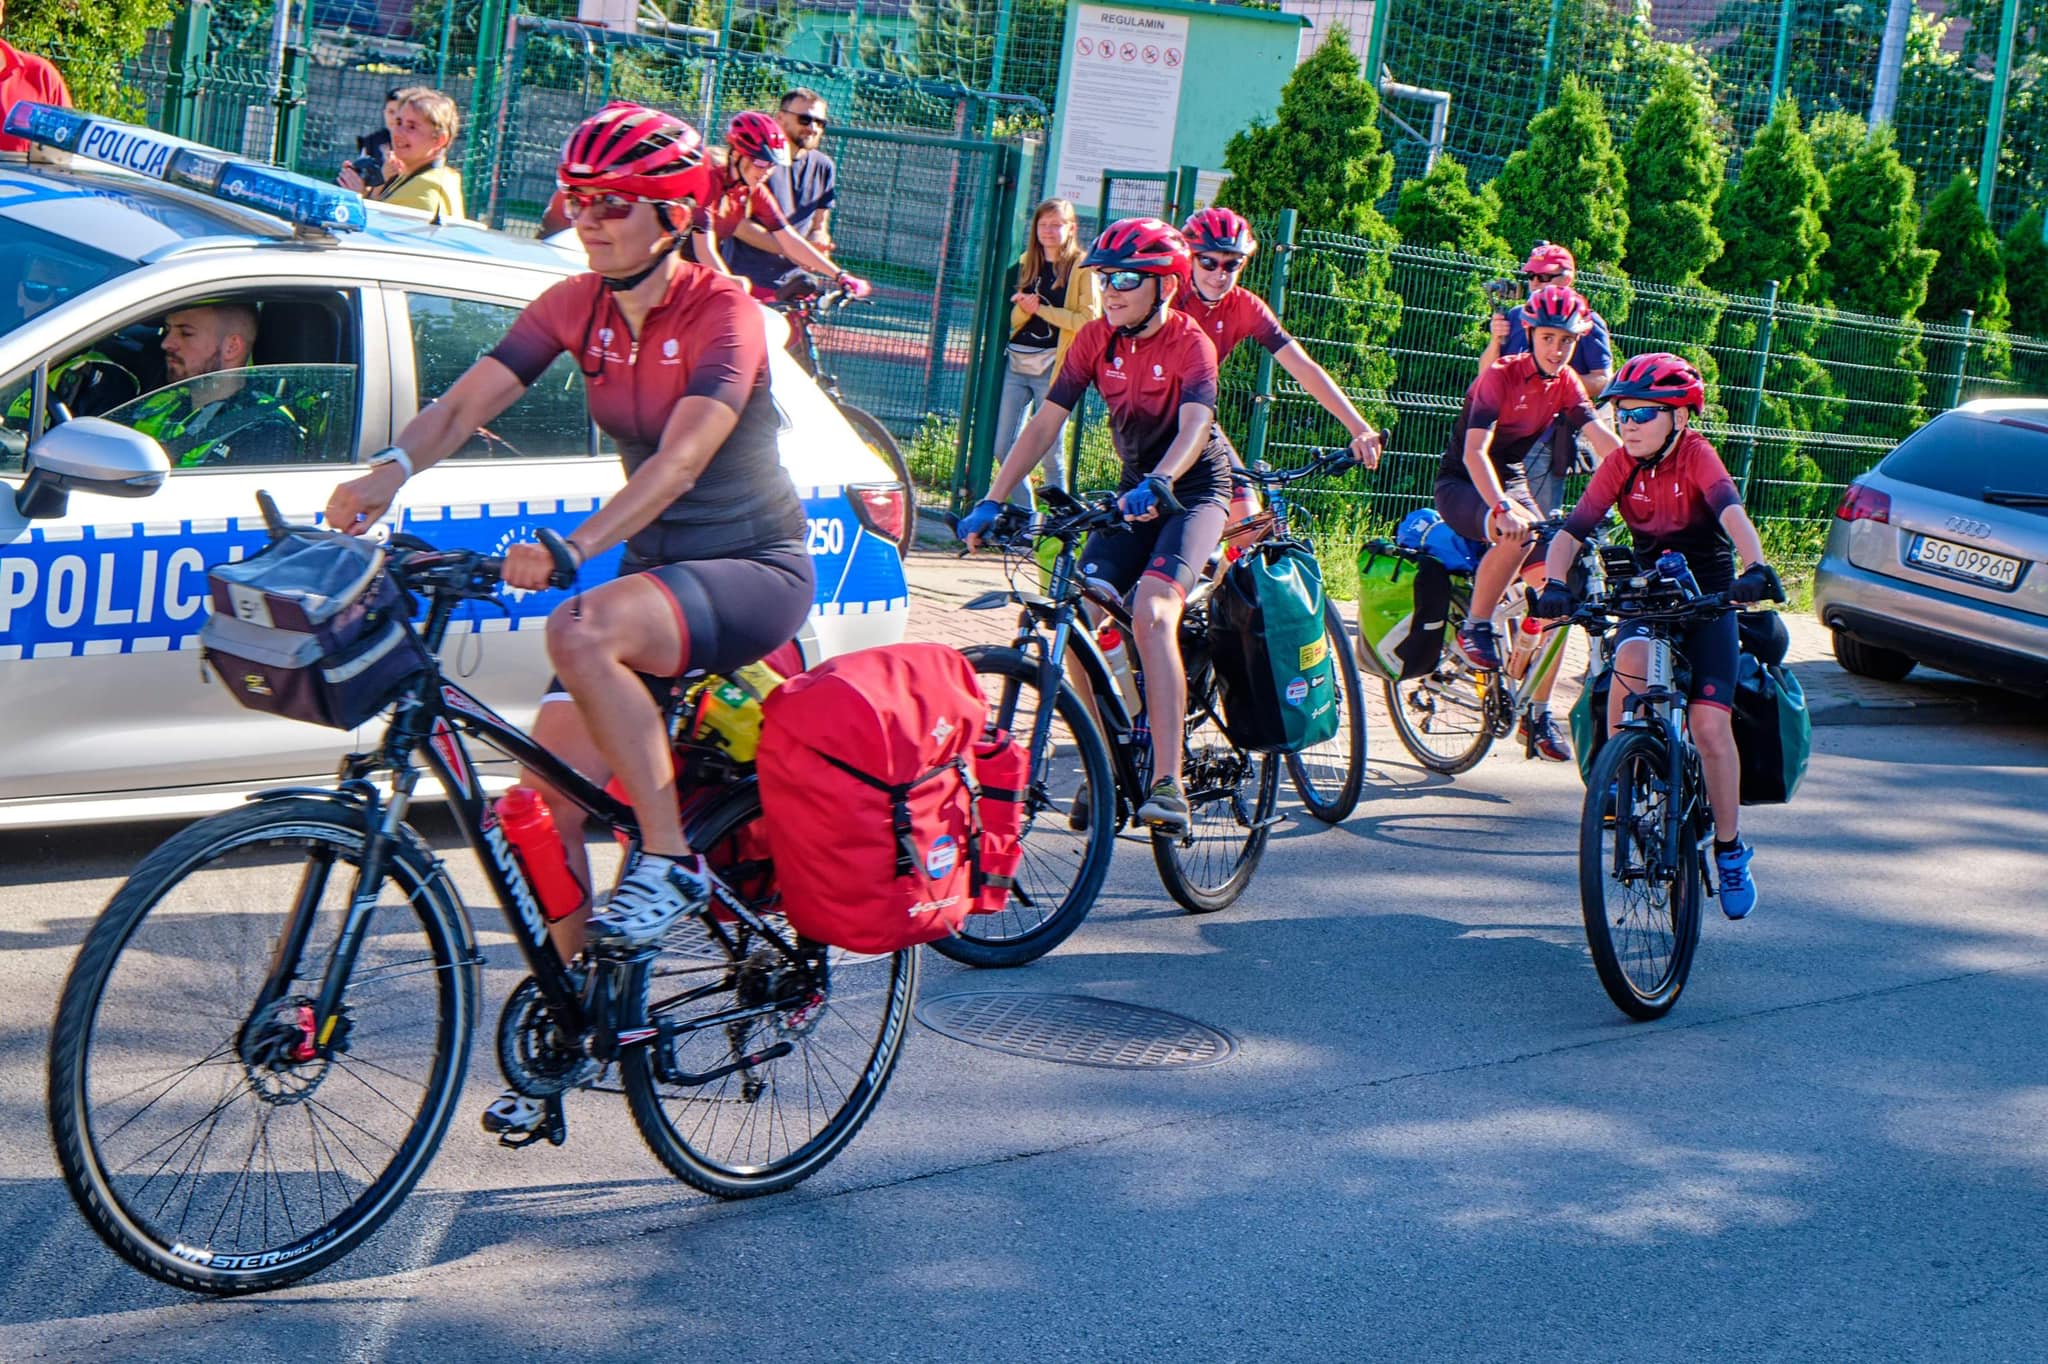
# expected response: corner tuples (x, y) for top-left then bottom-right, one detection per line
(1732, 656), (1812, 804)
(1353, 542), (1461, 680)
(1569, 664), (1614, 783)
(1208, 542), (1340, 754)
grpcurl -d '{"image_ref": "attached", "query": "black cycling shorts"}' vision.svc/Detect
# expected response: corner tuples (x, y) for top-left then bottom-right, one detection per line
(543, 540), (814, 701)
(1079, 500), (1230, 601)
(1613, 609), (1739, 714)
(1435, 474), (1547, 572)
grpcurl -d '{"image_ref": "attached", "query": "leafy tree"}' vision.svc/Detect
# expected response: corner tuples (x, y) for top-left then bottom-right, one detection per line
(1391, 155), (1510, 261)
(2001, 207), (2048, 338)
(1707, 98), (1829, 303)
(1622, 62), (1724, 285)
(10, 0), (177, 119)
(1920, 172), (2010, 326)
(1819, 124), (1936, 319)
(1490, 76), (1629, 274)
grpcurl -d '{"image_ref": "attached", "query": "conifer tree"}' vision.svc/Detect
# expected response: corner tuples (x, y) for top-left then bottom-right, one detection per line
(1707, 99), (1830, 303)
(1622, 63), (1725, 286)
(1392, 156), (1511, 261)
(1490, 77), (1629, 273)
(1921, 172), (2011, 327)
(2001, 208), (2048, 338)
(1819, 125), (1936, 319)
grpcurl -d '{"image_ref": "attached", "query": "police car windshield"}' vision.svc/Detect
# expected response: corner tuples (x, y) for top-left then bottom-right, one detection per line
(0, 222), (135, 337)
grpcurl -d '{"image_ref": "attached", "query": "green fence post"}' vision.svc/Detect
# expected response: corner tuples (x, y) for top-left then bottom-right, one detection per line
(1977, 0), (2020, 217)
(163, 0), (211, 141)
(1176, 163), (1201, 218)
(1948, 309), (1976, 408)
(989, 0), (1016, 97)
(1362, 0), (1392, 86)
(464, 0), (511, 202)
(959, 143), (1026, 510)
(1537, 0), (1567, 108)
(1738, 278), (1779, 497)
(272, 44), (309, 169)
(1245, 208), (1298, 467)
(435, 0), (456, 87)
(1769, 0), (1796, 108)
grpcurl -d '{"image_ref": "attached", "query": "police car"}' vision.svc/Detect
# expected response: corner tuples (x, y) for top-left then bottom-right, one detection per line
(0, 105), (909, 828)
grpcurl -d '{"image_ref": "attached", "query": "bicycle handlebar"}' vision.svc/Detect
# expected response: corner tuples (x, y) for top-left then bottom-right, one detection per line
(1229, 447), (1358, 489)
(949, 481), (1183, 553)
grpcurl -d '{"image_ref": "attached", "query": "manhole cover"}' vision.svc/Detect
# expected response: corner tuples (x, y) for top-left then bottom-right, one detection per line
(915, 991), (1235, 1069)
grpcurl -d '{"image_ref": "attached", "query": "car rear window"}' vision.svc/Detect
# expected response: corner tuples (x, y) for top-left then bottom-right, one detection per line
(0, 222), (135, 337)
(1879, 411), (2048, 500)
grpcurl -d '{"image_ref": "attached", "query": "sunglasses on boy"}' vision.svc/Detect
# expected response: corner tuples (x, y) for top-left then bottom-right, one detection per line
(1103, 270), (1159, 293)
(1194, 253), (1246, 274)
(1612, 404), (1674, 426)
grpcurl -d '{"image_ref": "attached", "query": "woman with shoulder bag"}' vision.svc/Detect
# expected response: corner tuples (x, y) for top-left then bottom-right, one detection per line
(996, 198), (1099, 508)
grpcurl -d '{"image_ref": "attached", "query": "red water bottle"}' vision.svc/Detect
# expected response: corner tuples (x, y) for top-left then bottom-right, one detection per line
(495, 787), (587, 921)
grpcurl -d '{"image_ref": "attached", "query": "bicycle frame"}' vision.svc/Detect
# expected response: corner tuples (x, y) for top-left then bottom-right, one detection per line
(1610, 634), (1710, 887)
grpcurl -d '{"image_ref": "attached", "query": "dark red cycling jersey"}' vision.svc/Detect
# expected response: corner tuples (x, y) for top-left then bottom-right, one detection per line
(1174, 287), (1289, 364)
(489, 262), (804, 560)
(1048, 311), (1231, 497)
(1563, 428), (1743, 590)
(1437, 353), (1598, 484)
(673, 159), (788, 240)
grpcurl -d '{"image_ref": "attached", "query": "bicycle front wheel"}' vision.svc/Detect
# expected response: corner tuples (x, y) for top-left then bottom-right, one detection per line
(1286, 598), (1368, 823)
(1579, 729), (1703, 1020)
(49, 797), (475, 1295)
(928, 646), (1117, 967)
(1153, 702), (1280, 914)
(838, 402), (918, 556)
(623, 780), (918, 1198)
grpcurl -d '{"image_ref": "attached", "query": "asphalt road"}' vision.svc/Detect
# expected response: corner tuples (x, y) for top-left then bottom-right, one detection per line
(2, 714), (2045, 1362)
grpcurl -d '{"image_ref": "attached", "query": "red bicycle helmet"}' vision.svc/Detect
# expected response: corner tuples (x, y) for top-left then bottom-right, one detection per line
(726, 111), (791, 168)
(558, 101), (704, 200)
(1523, 283), (1595, 336)
(1522, 241), (1576, 278)
(1083, 217), (1192, 280)
(1601, 351), (1706, 410)
(1181, 207), (1257, 257)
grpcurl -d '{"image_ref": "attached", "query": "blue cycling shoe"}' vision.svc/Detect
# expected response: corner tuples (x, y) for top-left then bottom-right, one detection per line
(1716, 841), (1760, 920)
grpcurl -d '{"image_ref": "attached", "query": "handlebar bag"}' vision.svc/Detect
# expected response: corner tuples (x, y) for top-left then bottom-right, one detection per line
(1732, 656), (1812, 805)
(757, 643), (988, 953)
(1208, 541), (1339, 754)
(199, 529), (428, 730)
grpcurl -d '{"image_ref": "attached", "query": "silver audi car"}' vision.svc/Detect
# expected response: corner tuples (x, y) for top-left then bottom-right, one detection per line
(1812, 399), (2048, 693)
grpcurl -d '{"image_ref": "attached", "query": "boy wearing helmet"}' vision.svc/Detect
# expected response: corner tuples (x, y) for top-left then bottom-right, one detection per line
(671, 111), (869, 298)
(958, 218), (1231, 834)
(1480, 243), (1615, 514)
(1176, 207), (1383, 468)
(326, 103), (820, 1137)
(1437, 283), (1626, 761)
(1539, 353), (1781, 919)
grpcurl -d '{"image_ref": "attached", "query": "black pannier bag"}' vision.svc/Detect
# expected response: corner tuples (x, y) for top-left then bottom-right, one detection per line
(199, 529), (429, 730)
(1731, 654), (1812, 805)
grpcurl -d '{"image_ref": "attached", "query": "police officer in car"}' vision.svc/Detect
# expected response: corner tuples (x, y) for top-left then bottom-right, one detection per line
(131, 302), (301, 467)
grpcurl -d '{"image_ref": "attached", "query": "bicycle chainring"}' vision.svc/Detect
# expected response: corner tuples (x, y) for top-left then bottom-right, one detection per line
(497, 976), (597, 1099)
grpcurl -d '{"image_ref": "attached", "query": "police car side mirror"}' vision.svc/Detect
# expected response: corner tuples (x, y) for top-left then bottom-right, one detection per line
(15, 417), (169, 519)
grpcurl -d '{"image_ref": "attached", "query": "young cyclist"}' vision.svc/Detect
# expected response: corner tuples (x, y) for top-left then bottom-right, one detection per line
(1538, 353), (1781, 919)
(673, 111), (869, 298)
(1176, 206), (1383, 470)
(1436, 283), (1625, 761)
(957, 217), (1229, 834)
(322, 102), (817, 1136)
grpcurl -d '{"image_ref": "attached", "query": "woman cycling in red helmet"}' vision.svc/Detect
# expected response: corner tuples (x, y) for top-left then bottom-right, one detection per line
(957, 217), (1232, 834)
(1539, 352), (1779, 920)
(1176, 206), (1383, 469)
(674, 111), (869, 298)
(324, 102), (817, 1136)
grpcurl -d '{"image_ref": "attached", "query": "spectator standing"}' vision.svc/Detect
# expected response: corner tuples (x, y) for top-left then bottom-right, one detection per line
(1477, 242), (1614, 514)
(994, 197), (1097, 508)
(0, 0), (70, 155)
(340, 86), (464, 220)
(726, 88), (839, 294)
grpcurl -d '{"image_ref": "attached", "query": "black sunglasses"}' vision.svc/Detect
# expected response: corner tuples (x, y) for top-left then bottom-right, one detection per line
(787, 111), (829, 129)
(1195, 253), (1246, 274)
(1103, 270), (1156, 293)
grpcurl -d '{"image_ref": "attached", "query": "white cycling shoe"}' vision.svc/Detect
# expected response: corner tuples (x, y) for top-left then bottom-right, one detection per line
(586, 853), (710, 953)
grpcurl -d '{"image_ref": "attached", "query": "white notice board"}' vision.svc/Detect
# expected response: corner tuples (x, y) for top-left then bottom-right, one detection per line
(1052, 5), (1190, 209)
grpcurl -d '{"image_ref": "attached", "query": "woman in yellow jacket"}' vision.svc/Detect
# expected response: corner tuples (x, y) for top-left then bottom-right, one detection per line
(995, 198), (1099, 507)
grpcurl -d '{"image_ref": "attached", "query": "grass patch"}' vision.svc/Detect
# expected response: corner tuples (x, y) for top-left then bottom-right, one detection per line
(1758, 518), (1831, 614)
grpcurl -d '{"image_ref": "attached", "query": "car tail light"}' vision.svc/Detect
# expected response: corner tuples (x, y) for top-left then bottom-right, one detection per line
(1835, 483), (1891, 524)
(848, 483), (906, 542)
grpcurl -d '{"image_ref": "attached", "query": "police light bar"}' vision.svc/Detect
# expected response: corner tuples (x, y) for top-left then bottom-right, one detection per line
(3, 102), (366, 236)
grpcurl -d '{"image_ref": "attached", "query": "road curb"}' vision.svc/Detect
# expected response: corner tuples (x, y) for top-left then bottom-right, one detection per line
(1802, 668), (2035, 728)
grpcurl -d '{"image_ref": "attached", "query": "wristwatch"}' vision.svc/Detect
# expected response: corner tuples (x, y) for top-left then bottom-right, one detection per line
(369, 446), (415, 479)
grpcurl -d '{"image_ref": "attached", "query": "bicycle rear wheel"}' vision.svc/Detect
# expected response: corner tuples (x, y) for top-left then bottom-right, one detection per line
(1152, 697), (1280, 914)
(48, 797), (474, 1295)
(1384, 658), (1497, 775)
(1579, 729), (1703, 1020)
(929, 646), (1116, 968)
(1286, 598), (1367, 823)
(837, 402), (918, 556)
(622, 781), (917, 1198)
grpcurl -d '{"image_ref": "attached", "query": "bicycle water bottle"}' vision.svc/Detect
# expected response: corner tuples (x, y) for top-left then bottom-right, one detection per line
(495, 787), (587, 922)
(1099, 625), (1145, 716)
(1656, 550), (1700, 598)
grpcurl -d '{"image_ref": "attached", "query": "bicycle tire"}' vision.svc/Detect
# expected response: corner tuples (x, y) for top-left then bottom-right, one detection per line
(1383, 662), (1497, 775)
(1579, 729), (1703, 1020)
(1152, 700), (1280, 914)
(1286, 597), (1368, 823)
(622, 781), (917, 1198)
(49, 797), (474, 1295)
(837, 401), (918, 556)
(930, 646), (1117, 968)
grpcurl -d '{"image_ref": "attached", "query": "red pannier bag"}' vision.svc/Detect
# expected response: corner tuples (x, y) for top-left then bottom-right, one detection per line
(757, 643), (989, 953)
(969, 730), (1028, 914)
